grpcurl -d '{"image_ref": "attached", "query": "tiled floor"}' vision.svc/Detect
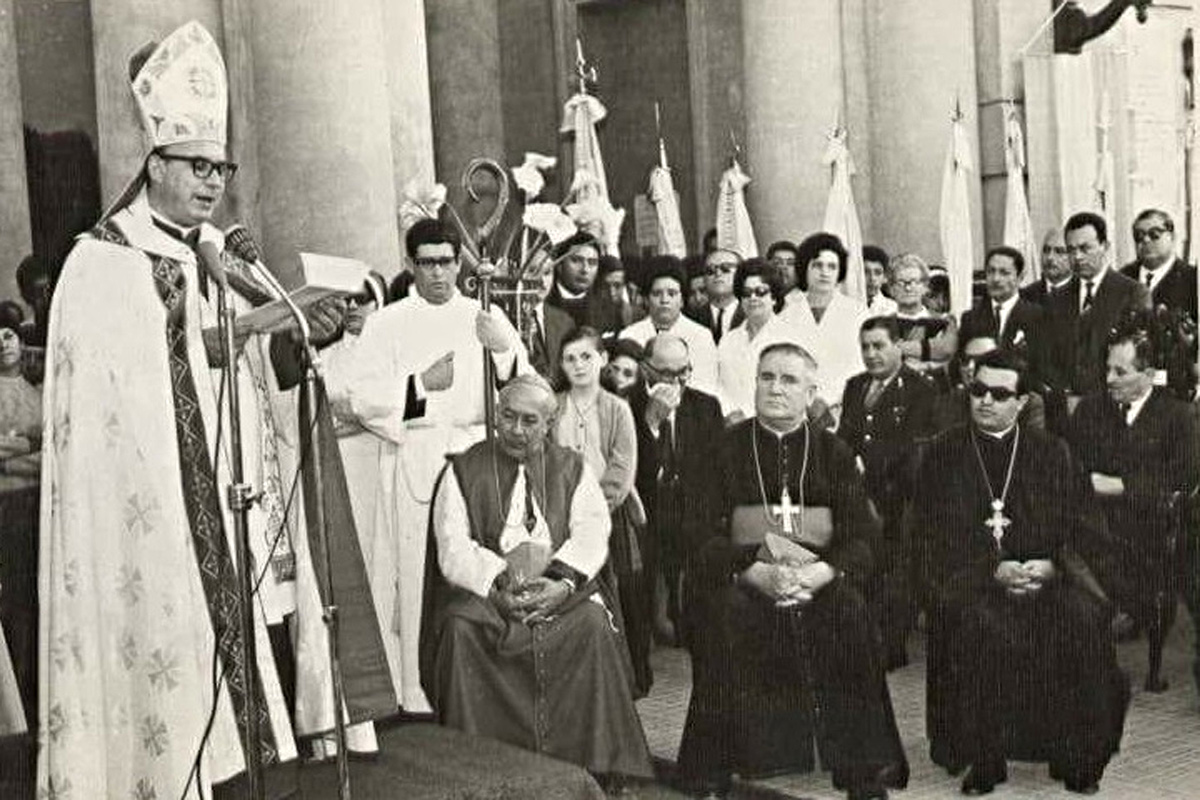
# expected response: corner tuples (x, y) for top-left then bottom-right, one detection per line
(636, 613), (1200, 799)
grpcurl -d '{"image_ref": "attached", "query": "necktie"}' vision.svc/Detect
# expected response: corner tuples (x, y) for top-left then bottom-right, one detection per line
(659, 419), (678, 483)
(993, 303), (1003, 338)
(1082, 280), (1094, 311)
(521, 465), (537, 532)
(714, 307), (725, 344)
(864, 379), (885, 410)
(1145, 272), (1154, 288)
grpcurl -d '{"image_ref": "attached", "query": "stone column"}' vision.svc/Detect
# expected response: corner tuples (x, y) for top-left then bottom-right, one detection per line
(382, 0), (437, 235)
(866, 0), (984, 268)
(425, 0), (506, 212)
(740, 0), (844, 245)
(89, 0), (223, 206)
(0, 0), (31, 300)
(251, 0), (401, 285)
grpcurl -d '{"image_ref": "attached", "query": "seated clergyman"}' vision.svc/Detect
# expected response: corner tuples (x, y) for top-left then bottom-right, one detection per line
(419, 373), (653, 783)
(914, 349), (1129, 796)
(677, 342), (908, 800)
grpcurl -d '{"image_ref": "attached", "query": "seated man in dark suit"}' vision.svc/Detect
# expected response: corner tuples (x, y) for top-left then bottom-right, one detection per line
(679, 343), (907, 800)
(1119, 208), (1197, 399)
(1067, 328), (1200, 688)
(628, 333), (724, 644)
(837, 315), (937, 669)
(914, 349), (1129, 795)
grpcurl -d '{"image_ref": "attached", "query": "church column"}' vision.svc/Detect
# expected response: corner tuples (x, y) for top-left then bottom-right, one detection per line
(0, 0), (31, 300)
(866, 0), (984, 268)
(739, 0), (844, 245)
(424, 0), (507, 211)
(382, 0), (437, 228)
(251, 0), (401, 284)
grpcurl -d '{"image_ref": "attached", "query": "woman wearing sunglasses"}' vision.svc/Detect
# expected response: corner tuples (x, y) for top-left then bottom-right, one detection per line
(715, 258), (803, 425)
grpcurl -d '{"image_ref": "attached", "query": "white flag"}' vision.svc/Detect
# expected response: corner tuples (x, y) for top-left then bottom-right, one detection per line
(940, 109), (975, 315)
(715, 159), (759, 258)
(822, 127), (866, 302)
(1002, 105), (1040, 286)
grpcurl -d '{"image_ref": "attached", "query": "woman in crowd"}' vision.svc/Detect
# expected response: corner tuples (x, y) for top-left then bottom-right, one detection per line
(0, 322), (41, 477)
(553, 327), (652, 695)
(602, 338), (645, 399)
(889, 253), (958, 391)
(778, 233), (869, 424)
(715, 257), (800, 424)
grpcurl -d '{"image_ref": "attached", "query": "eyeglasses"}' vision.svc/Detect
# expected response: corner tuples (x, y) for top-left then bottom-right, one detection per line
(414, 256), (456, 269)
(892, 277), (926, 289)
(743, 286), (773, 298)
(968, 381), (1020, 402)
(1041, 245), (1067, 256)
(155, 152), (238, 181)
(706, 264), (737, 276)
(1132, 226), (1171, 243)
(643, 362), (691, 384)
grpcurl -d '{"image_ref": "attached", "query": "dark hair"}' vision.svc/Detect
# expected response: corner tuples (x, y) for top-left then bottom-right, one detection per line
(389, 270), (414, 302)
(551, 231), (600, 261)
(795, 232), (848, 289)
(973, 348), (1028, 394)
(1132, 208), (1174, 232)
(16, 254), (49, 305)
(405, 217), (461, 260)
(683, 254), (707, 282)
(766, 240), (798, 261)
(560, 325), (603, 357)
(985, 245), (1025, 275)
(733, 257), (783, 310)
(862, 245), (889, 268)
(701, 227), (718, 254)
(640, 255), (686, 294)
(0, 300), (24, 334)
(606, 337), (645, 363)
(1065, 211), (1107, 245)
(597, 254), (624, 277)
(859, 315), (900, 342)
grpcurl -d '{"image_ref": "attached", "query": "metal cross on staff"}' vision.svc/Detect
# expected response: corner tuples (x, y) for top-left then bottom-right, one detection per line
(574, 37), (598, 95)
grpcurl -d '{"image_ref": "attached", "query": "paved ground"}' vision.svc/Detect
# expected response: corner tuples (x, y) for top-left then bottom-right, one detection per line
(635, 611), (1200, 799)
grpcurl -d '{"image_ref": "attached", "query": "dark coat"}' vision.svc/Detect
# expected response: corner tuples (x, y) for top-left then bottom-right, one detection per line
(1120, 258), (1198, 398)
(1072, 269), (1150, 394)
(628, 384), (724, 561)
(959, 297), (1046, 383)
(685, 302), (746, 345)
(529, 301), (576, 387)
(546, 282), (605, 331)
(1020, 277), (1078, 393)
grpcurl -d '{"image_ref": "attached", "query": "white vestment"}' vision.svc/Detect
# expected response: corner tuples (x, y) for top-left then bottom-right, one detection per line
(331, 290), (528, 712)
(39, 194), (298, 800)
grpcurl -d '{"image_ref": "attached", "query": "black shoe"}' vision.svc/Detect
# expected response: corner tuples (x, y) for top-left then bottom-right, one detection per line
(1064, 777), (1100, 795)
(960, 761), (1006, 795)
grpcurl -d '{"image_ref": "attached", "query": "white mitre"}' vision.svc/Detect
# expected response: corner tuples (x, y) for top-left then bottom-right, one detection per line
(131, 20), (227, 150)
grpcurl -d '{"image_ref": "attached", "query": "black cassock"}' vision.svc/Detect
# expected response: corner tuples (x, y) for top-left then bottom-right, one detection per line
(913, 424), (1129, 783)
(676, 420), (908, 796)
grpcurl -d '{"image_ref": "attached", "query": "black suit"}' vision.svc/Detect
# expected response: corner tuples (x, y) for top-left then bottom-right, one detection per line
(1071, 270), (1150, 395)
(528, 302), (575, 388)
(960, 297), (1047, 385)
(837, 366), (937, 667)
(629, 385), (724, 640)
(1120, 258), (1198, 398)
(546, 282), (604, 330)
(685, 302), (745, 345)
(1067, 387), (1199, 629)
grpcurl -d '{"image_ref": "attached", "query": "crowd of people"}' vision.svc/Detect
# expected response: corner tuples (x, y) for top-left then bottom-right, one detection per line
(4, 17), (1200, 800)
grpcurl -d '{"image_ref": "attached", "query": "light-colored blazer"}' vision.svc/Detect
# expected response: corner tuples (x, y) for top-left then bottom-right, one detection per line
(554, 389), (646, 523)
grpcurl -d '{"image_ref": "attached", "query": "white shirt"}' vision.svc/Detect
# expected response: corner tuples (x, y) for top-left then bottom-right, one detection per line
(1079, 267), (1108, 311)
(433, 460), (611, 598)
(865, 294), (899, 315)
(992, 293), (1019, 339)
(619, 314), (719, 398)
(1125, 388), (1152, 425)
(777, 290), (869, 405)
(716, 314), (803, 418)
(708, 300), (738, 339)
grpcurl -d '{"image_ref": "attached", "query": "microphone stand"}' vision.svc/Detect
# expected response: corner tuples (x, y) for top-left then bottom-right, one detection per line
(247, 258), (353, 800)
(214, 278), (266, 800)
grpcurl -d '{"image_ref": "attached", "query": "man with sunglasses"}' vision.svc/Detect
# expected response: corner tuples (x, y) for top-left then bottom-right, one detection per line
(914, 349), (1128, 796)
(1118, 209), (1197, 399)
(685, 248), (745, 345)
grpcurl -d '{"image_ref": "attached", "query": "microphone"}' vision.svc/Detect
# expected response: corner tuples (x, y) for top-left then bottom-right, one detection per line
(224, 223), (318, 368)
(1134, 0), (1151, 24)
(196, 238), (229, 291)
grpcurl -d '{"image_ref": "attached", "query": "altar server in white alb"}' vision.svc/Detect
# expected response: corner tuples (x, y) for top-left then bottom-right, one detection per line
(331, 217), (531, 713)
(39, 21), (304, 799)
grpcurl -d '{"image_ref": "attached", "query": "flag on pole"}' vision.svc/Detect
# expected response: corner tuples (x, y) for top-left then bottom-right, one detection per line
(940, 100), (976, 316)
(1001, 103), (1040, 286)
(822, 124), (866, 301)
(715, 159), (758, 258)
(1093, 91), (1117, 239)
(649, 125), (687, 258)
(560, 39), (624, 254)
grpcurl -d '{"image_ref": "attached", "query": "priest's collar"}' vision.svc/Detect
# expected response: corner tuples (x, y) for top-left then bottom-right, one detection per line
(556, 282), (589, 301)
(973, 422), (1017, 442)
(148, 207), (199, 241)
(756, 417), (806, 440)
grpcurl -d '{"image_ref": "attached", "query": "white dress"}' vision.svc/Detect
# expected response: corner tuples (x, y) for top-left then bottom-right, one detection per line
(777, 290), (869, 405)
(715, 314), (805, 418)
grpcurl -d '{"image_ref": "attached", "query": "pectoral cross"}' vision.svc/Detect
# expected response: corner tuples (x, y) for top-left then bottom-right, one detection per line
(985, 499), (1011, 545)
(771, 488), (798, 536)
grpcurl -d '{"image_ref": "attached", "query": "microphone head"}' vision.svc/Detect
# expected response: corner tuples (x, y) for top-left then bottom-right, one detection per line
(224, 223), (262, 264)
(196, 239), (230, 290)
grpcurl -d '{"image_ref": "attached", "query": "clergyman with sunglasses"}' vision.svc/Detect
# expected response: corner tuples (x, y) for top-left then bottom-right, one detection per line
(1118, 208), (1198, 399)
(914, 348), (1129, 796)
